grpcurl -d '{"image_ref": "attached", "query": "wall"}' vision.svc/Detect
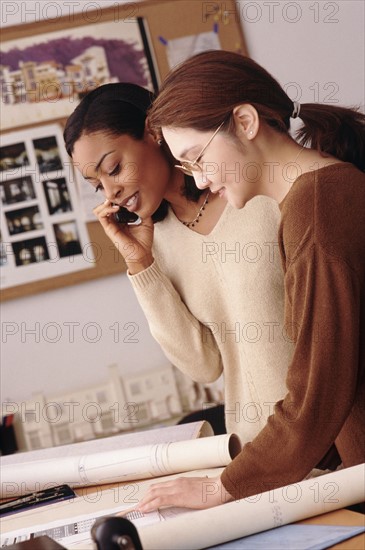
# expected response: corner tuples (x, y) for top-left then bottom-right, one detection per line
(238, 0), (364, 108)
(1, 0), (364, 403)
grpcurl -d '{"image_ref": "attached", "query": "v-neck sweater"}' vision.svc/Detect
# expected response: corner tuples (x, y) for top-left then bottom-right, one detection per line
(129, 195), (294, 445)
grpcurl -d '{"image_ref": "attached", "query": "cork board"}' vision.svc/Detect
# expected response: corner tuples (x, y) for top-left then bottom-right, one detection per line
(0, 0), (248, 301)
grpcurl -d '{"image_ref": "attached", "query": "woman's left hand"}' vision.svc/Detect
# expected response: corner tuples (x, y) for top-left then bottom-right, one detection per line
(136, 475), (233, 512)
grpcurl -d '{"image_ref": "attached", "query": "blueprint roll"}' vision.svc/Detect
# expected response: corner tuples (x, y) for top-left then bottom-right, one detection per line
(0, 433), (241, 497)
(138, 464), (365, 550)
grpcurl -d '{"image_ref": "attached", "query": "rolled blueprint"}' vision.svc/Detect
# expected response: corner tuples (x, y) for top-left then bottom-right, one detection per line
(0, 433), (241, 497)
(138, 464), (365, 550)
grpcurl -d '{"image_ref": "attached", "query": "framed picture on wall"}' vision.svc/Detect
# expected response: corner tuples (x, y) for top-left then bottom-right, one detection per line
(0, 123), (94, 289)
(0, 15), (158, 131)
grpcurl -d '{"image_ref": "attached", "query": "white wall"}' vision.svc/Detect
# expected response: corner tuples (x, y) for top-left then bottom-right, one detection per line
(1, 0), (364, 403)
(237, 0), (364, 109)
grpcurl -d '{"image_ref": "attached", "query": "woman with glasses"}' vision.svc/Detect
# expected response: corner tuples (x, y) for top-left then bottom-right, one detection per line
(64, 82), (294, 447)
(135, 50), (365, 512)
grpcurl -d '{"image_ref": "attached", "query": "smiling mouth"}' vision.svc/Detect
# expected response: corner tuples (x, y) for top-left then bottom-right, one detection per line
(122, 192), (139, 210)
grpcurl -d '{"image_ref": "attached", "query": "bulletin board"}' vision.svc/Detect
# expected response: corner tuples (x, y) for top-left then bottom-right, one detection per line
(0, 0), (248, 301)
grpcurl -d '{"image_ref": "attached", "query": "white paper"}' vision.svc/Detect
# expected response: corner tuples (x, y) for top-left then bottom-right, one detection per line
(166, 32), (221, 69)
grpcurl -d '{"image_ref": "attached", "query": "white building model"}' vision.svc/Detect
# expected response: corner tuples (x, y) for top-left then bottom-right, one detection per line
(11, 365), (223, 452)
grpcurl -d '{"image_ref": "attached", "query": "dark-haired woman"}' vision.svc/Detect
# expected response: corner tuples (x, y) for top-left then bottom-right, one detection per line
(136, 50), (365, 511)
(64, 82), (294, 457)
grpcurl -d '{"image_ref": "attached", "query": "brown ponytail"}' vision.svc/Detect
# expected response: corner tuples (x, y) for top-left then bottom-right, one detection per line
(297, 103), (365, 171)
(149, 51), (365, 171)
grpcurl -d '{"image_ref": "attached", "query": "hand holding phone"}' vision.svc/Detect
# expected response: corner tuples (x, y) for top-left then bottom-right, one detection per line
(95, 201), (154, 274)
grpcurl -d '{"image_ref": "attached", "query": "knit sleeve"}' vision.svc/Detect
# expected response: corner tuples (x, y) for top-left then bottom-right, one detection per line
(221, 244), (360, 499)
(128, 261), (223, 383)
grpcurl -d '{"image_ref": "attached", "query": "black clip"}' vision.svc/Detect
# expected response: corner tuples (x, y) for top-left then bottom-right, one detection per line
(91, 517), (144, 550)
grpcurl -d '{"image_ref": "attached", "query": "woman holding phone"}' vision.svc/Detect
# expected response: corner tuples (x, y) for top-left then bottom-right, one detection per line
(64, 82), (294, 451)
(135, 50), (365, 511)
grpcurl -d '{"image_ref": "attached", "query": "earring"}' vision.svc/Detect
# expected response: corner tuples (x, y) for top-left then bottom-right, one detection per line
(249, 130), (253, 136)
(157, 138), (163, 146)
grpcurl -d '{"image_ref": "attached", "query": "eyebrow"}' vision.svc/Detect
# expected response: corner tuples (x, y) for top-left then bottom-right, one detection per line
(83, 151), (115, 179)
(178, 145), (200, 160)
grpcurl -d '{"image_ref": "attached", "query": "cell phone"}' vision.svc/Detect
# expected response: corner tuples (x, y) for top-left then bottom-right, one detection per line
(113, 206), (142, 226)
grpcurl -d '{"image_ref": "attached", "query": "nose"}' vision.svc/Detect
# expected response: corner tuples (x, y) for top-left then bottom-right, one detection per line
(101, 176), (123, 202)
(193, 172), (211, 191)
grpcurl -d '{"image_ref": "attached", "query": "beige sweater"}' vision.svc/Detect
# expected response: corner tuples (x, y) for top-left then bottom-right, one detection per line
(129, 195), (294, 444)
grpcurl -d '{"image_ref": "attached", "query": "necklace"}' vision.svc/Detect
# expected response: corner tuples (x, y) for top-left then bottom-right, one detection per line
(180, 190), (210, 228)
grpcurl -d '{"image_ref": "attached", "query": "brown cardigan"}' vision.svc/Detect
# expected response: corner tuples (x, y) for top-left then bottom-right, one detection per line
(221, 162), (365, 499)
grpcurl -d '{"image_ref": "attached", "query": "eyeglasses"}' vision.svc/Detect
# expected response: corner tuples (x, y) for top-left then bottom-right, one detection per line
(174, 120), (226, 176)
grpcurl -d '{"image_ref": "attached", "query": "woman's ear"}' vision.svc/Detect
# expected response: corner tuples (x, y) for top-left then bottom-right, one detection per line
(145, 117), (153, 136)
(232, 104), (259, 140)
(145, 117), (162, 145)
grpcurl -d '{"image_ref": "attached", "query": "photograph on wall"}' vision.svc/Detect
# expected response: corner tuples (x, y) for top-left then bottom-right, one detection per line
(43, 177), (72, 215)
(53, 221), (82, 259)
(4, 205), (43, 235)
(12, 236), (50, 267)
(33, 136), (64, 174)
(0, 16), (158, 130)
(0, 123), (94, 289)
(0, 176), (36, 205)
(0, 142), (30, 171)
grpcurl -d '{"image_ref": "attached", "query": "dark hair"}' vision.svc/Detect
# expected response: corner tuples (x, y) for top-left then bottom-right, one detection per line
(64, 83), (153, 155)
(149, 51), (365, 171)
(63, 83), (202, 223)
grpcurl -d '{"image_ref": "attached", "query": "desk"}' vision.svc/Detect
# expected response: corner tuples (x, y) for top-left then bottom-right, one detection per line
(300, 509), (365, 549)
